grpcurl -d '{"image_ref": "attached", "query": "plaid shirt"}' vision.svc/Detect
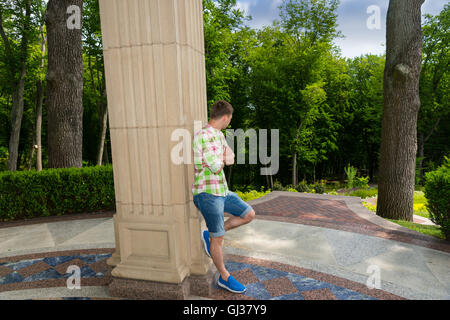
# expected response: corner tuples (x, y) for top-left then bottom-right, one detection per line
(192, 123), (230, 197)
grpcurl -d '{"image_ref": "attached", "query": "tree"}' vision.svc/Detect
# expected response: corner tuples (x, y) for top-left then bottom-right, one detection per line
(45, 0), (84, 168)
(417, 5), (449, 183)
(27, 2), (47, 171)
(83, 0), (108, 166)
(277, 0), (342, 187)
(346, 54), (385, 181)
(377, 0), (425, 221)
(0, 0), (33, 171)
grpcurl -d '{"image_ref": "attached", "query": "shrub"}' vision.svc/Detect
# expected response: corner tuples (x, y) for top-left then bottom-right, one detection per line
(0, 165), (116, 222)
(354, 176), (370, 189)
(344, 164), (357, 189)
(424, 156), (450, 239)
(235, 189), (271, 202)
(272, 179), (282, 190)
(296, 181), (311, 193)
(349, 188), (378, 199)
(272, 179), (287, 191)
(313, 183), (325, 194)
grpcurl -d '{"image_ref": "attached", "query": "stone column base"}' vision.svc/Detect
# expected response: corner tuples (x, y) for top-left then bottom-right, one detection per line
(106, 253), (120, 267)
(109, 277), (190, 300)
(108, 264), (218, 300)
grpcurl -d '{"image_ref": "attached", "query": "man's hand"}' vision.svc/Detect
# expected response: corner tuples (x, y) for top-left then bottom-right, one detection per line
(222, 146), (235, 165)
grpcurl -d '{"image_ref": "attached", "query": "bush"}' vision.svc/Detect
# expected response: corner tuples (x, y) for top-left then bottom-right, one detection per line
(296, 181), (311, 193)
(349, 188), (378, 199)
(272, 179), (287, 191)
(344, 164), (357, 189)
(313, 183), (325, 194)
(235, 189), (271, 202)
(0, 165), (116, 222)
(354, 176), (370, 189)
(424, 156), (450, 239)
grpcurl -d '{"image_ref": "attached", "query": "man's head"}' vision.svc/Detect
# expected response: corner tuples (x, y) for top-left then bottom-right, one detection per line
(209, 100), (234, 130)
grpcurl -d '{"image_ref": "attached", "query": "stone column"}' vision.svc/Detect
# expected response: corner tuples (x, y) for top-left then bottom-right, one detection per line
(98, 0), (214, 299)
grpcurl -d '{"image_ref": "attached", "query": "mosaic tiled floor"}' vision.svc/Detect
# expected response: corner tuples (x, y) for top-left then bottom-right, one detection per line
(209, 254), (404, 300)
(0, 249), (405, 300)
(0, 249), (114, 293)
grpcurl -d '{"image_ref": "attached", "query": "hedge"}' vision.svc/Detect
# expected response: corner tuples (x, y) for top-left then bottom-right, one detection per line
(0, 165), (116, 222)
(424, 156), (450, 240)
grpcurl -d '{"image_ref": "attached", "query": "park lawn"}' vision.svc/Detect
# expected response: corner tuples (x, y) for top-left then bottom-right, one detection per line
(412, 191), (430, 219)
(360, 189), (431, 219)
(386, 218), (445, 240)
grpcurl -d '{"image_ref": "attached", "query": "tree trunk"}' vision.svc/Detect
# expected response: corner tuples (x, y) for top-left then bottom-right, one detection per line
(27, 77), (44, 171)
(96, 89), (108, 166)
(292, 151), (297, 188)
(377, 0), (424, 221)
(103, 133), (110, 164)
(45, 0), (84, 168)
(227, 165), (233, 189)
(8, 67), (27, 171)
(32, 24), (46, 171)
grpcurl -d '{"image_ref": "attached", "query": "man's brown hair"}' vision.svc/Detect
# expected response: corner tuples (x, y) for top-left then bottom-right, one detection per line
(210, 100), (234, 120)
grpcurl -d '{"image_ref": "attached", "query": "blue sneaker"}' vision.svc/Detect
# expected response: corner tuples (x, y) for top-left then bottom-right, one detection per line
(201, 230), (211, 258)
(218, 274), (247, 294)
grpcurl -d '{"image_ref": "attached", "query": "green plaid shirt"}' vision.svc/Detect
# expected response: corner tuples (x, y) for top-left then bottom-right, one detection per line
(192, 123), (230, 197)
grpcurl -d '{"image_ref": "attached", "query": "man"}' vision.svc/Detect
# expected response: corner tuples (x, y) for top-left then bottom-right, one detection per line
(192, 100), (256, 294)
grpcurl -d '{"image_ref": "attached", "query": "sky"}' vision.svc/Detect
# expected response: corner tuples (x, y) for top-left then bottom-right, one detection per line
(233, 0), (448, 59)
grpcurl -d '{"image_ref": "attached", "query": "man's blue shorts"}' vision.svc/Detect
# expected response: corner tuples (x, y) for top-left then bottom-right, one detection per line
(193, 191), (253, 238)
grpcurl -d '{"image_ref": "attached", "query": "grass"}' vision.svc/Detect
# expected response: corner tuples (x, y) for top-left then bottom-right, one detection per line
(234, 189), (271, 202)
(360, 191), (445, 240)
(361, 190), (431, 219)
(386, 218), (445, 240)
(348, 188), (378, 199)
(412, 191), (430, 219)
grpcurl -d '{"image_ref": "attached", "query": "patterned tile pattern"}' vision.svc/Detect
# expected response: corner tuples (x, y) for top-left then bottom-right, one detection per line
(0, 252), (112, 290)
(0, 250), (405, 300)
(209, 258), (379, 300)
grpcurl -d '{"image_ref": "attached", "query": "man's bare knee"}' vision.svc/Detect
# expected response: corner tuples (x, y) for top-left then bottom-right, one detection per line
(244, 209), (255, 222)
(210, 235), (224, 244)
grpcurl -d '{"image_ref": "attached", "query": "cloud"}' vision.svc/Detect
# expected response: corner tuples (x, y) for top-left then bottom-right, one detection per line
(238, 0), (448, 58)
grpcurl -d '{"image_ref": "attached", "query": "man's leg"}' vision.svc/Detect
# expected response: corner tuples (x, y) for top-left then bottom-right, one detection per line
(209, 209), (255, 282)
(224, 208), (255, 232)
(209, 235), (230, 281)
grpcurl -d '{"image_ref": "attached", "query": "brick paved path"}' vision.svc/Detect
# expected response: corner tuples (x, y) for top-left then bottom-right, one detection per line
(1, 191), (449, 300)
(249, 193), (450, 254)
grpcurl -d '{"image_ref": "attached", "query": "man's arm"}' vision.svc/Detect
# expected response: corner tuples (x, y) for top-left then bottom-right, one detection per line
(201, 136), (225, 175)
(223, 145), (235, 165)
(221, 132), (235, 166)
